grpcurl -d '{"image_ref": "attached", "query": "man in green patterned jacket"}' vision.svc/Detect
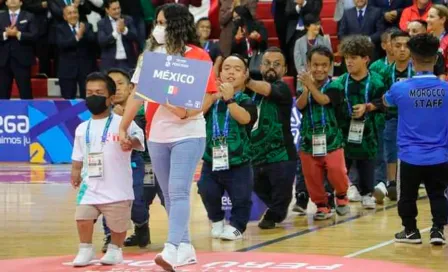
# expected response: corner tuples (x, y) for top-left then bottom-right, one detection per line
(328, 35), (387, 210)
(374, 30), (414, 204)
(296, 45), (349, 220)
(246, 47), (298, 229)
(369, 28), (396, 74)
(198, 54), (258, 241)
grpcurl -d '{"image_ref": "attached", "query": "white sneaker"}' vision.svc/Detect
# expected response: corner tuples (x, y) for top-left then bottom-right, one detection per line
(348, 185), (362, 202)
(177, 243), (197, 267)
(211, 220), (225, 239)
(72, 243), (95, 267)
(362, 195), (376, 209)
(154, 243), (177, 272)
(373, 182), (388, 204)
(100, 244), (123, 265)
(220, 225), (243, 241)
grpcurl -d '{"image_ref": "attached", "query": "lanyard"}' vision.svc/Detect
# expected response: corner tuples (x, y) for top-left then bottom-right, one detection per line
(440, 32), (446, 41)
(204, 41), (210, 52)
(308, 80), (330, 130)
(384, 57), (388, 65)
(86, 115), (113, 152)
(392, 62), (412, 82)
(212, 93), (241, 140)
(415, 71), (434, 76)
(345, 73), (370, 117)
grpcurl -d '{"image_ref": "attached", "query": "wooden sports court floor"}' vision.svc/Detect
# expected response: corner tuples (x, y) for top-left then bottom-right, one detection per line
(0, 163), (447, 272)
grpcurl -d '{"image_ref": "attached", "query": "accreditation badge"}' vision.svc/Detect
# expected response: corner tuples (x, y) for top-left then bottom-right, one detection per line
(348, 120), (365, 144)
(312, 134), (327, 156)
(144, 163), (155, 186)
(212, 143), (230, 171)
(88, 152), (104, 179)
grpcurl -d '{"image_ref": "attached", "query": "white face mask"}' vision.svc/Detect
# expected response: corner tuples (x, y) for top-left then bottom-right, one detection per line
(152, 25), (166, 45)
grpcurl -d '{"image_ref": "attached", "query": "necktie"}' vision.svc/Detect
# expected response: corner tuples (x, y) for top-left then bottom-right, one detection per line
(358, 9), (364, 25)
(10, 13), (17, 26)
(72, 26), (77, 35)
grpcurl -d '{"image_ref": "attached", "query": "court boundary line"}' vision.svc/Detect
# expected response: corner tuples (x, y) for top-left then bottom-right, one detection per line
(343, 227), (431, 258)
(236, 195), (428, 252)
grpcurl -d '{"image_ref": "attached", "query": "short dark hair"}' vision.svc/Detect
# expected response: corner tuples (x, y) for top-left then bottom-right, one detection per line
(391, 30), (410, 41)
(381, 27), (399, 42)
(107, 68), (131, 83)
(409, 19), (428, 29)
(307, 45), (334, 63)
(407, 34), (440, 64)
(223, 53), (249, 69)
(105, 0), (119, 9)
(340, 35), (374, 58)
(303, 14), (320, 27)
(196, 17), (210, 26)
(86, 72), (117, 96)
(263, 47), (286, 62)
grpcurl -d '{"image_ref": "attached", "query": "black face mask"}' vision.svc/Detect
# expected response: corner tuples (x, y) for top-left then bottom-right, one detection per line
(86, 95), (108, 115)
(263, 68), (279, 83)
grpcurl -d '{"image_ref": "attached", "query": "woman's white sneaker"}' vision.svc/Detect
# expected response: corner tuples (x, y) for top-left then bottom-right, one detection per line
(100, 244), (123, 265)
(177, 243), (197, 267)
(211, 220), (225, 239)
(154, 243), (178, 272)
(72, 243), (95, 267)
(220, 225), (243, 241)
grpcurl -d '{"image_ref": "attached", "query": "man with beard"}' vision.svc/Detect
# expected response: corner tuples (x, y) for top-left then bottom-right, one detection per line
(246, 47), (297, 229)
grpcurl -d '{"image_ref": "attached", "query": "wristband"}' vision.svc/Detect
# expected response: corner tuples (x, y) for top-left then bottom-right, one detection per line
(224, 98), (236, 105)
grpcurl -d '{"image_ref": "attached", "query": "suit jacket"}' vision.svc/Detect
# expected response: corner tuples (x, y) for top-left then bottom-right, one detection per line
(219, 0), (258, 57)
(285, 0), (323, 44)
(22, 0), (49, 36)
(370, 0), (412, 27)
(0, 10), (38, 67)
(338, 6), (385, 45)
(231, 20), (268, 58)
(56, 22), (96, 78)
(294, 34), (333, 75)
(49, 0), (91, 22)
(97, 15), (138, 68)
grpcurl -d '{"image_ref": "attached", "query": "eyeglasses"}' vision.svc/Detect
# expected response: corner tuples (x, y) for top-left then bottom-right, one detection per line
(262, 61), (282, 68)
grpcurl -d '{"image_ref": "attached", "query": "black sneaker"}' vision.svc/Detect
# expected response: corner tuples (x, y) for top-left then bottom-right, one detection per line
(292, 192), (308, 215)
(328, 192), (336, 213)
(258, 219), (276, 229)
(102, 235), (111, 253)
(430, 227), (446, 245)
(387, 181), (397, 201)
(124, 224), (151, 248)
(394, 229), (422, 244)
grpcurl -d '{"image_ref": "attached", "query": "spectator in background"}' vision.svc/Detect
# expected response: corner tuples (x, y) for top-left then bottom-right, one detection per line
(371, 0), (413, 28)
(97, 0), (138, 72)
(338, 0), (385, 60)
(119, 0), (148, 52)
(219, 0), (257, 57)
(273, 0), (288, 58)
(294, 14), (333, 76)
(196, 17), (223, 76)
(369, 28), (397, 74)
(56, 5), (95, 99)
(231, 5), (267, 59)
(285, 0), (323, 76)
(334, 0), (355, 22)
(427, 5), (448, 76)
(399, 0), (432, 31)
(0, 0), (38, 99)
(22, 0), (50, 76)
(407, 19), (446, 78)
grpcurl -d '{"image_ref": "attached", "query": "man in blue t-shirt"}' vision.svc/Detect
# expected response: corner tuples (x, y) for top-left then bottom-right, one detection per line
(383, 34), (448, 246)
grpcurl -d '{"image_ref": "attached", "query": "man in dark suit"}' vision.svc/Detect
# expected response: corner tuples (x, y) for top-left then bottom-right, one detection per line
(22, 0), (50, 76)
(97, 0), (138, 72)
(338, 0), (385, 59)
(56, 5), (95, 99)
(370, 0), (412, 28)
(285, 0), (323, 76)
(0, 0), (38, 99)
(119, 0), (146, 52)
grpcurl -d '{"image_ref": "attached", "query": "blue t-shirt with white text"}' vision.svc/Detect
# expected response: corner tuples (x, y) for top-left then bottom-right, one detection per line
(384, 74), (448, 165)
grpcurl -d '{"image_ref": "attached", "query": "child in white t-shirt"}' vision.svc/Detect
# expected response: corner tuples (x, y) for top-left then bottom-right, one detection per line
(71, 72), (145, 267)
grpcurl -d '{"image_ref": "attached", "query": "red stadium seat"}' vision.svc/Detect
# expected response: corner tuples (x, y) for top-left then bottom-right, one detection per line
(261, 19), (277, 38)
(256, 2), (272, 20)
(320, 0), (337, 18)
(11, 79), (48, 98)
(268, 37), (280, 48)
(321, 18), (337, 36)
(31, 58), (39, 77)
(330, 35), (339, 53)
(282, 76), (296, 97)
